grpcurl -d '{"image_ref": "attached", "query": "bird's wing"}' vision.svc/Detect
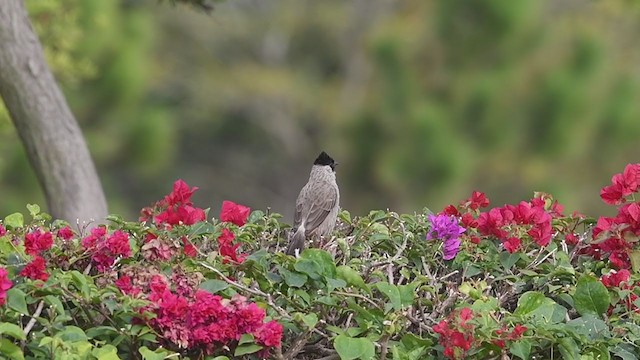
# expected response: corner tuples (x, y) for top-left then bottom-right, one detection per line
(304, 181), (338, 233)
(293, 182), (311, 230)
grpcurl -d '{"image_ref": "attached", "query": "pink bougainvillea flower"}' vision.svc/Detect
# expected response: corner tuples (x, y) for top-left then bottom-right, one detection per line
(24, 229), (53, 255)
(220, 200), (251, 226)
(182, 237), (198, 258)
(503, 237), (521, 254)
(82, 227), (131, 272)
(0, 268), (13, 306)
(20, 256), (49, 281)
(164, 179), (199, 207)
(467, 191), (490, 210)
(56, 226), (74, 241)
(565, 233), (579, 246)
(254, 320), (284, 347)
(217, 229), (247, 264)
(115, 275), (141, 296)
(601, 269), (631, 288)
(0, 224), (6, 237)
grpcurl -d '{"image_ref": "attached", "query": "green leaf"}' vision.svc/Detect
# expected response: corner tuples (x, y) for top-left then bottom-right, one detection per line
(514, 291), (547, 315)
(0, 338), (24, 360)
(375, 282), (402, 311)
(199, 279), (230, 294)
(92, 345), (120, 360)
(248, 210), (265, 224)
(6, 288), (29, 315)
(327, 278), (347, 292)
(334, 335), (375, 360)
(514, 291), (566, 323)
(557, 337), (580, 360)
(301, 313), (319, 329)
(509, 340), (531, 360)
(56, 326), (88, 342)
(573, 275), (610, 317)
(234, 344), (263, 356)
(294, 259), (323, 280)
(567, 315), (610, 340)
(45, 295), (65, 316)
(399, 333), (432, 349)
(300, 249), (337, 278)
(3, 213), (23, 229)
(0, 323), (26, 340)
(26, 204), (40, 218)
(139, 346), (173, 360)
(397, 282), (418, 308)
(238, 334), (254, 345)
(612, 344), (638, 360)
(336, 265), (369, 294)
(630, 250), (640, 273)
(278, 266), (307, 287)
(207, 357), (230, 360)
(500, 252), (520, 269)
(86, 326), (118, 339)
(188, 222), (216, 236)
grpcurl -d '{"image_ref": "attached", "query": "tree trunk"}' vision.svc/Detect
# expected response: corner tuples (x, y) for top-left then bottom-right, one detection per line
(0, 0), (108, 224)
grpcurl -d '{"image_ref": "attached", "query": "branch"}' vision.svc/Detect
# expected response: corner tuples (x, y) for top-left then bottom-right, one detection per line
(23, 301), (45, 336)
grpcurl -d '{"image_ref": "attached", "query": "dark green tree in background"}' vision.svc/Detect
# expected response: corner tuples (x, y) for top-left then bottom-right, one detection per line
(1, 0), (640, 221)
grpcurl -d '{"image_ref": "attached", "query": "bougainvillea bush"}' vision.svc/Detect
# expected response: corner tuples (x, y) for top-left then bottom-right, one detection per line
(1, 165), (640, 359)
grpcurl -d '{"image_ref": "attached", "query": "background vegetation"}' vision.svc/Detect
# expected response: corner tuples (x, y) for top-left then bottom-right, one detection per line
(2, 0), (640, 222)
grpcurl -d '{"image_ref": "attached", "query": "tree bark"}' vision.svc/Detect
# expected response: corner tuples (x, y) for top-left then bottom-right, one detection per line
(0, 0), (108, 224)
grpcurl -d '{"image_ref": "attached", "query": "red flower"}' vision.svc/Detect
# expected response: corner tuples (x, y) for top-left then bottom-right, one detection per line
(106, 230), (131, 257)
(468, 191), (490, 210)
(503, 237), (521, 254)
(115, 275), (141, 296)
(82, 227), (107, 249)
(24, 229), (53, 255)
(459, 307), (473, 324)
(83, 228), (131, 272)
(183, 238), (197, 258)
(220, 201), (251, 226)
(56, 226), (74, 240)
(565, 233), (579, 246)
(509, 325), (527, 339)
(601, 269), (631, 288)
(528, 222), (552, 247)
(0, 225), (6, 237)
(164, 179), (198, 206)
(469, 236), (481, 245)
(0, 268), (13, 306)
(20, 256), (49, 281)
(254, 320), (284, 347)
(461, 213), (478, 228)
(442, 205), (460, 217)
(217, 229), (246, 264)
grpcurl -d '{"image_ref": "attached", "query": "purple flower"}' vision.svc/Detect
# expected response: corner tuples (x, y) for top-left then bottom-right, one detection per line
(426, 214), (466, 260)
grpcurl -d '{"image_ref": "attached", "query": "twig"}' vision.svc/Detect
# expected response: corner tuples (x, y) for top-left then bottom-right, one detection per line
(379, 334), (390, 359)
(365, 217), (410, 272)
(200, 262), (292, 320)
(405, 312), (433, 332)
(333, 291), (383, 311)
(316, 354), (340, 360)
(283, 329), (313, 359)
(23, 301), (45, 336)
(440, 270), (459, 281)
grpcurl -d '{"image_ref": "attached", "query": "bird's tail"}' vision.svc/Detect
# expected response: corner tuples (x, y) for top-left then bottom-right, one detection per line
(286, 226), (306, 256)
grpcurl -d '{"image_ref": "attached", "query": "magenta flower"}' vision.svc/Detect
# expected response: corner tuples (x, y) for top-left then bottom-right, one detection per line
(426, 214), (466, 260)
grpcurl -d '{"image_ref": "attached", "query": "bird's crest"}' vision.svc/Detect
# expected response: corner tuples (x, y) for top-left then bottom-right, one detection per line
(314, 151), (335, 167)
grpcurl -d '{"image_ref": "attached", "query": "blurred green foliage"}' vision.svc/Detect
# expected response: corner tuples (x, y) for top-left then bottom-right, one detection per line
(2, 0), (640, 220)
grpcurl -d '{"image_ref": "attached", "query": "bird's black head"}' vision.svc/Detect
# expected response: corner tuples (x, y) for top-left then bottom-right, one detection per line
(314, 151), (337, 171)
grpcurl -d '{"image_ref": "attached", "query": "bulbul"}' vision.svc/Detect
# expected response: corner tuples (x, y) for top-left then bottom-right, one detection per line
(286, 151), (340, 256)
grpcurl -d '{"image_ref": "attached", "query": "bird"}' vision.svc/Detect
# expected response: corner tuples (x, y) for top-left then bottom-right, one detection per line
(286, 151), (340, 256)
